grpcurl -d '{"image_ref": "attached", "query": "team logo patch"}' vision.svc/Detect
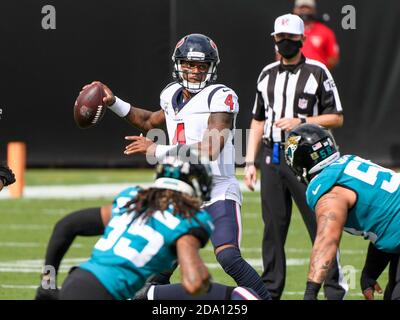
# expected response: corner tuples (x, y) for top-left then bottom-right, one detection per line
(310, 152), (319, 160)
(284, 135), (301, 167)
(298, 98), (308, 110)
(281, 18), (290, 26)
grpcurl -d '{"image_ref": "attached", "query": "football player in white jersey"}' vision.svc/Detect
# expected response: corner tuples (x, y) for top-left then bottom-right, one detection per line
(82, 34), (271, 299)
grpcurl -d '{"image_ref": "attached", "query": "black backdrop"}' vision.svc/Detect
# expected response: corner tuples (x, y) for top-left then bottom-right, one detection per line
(0, 0), (399, 167)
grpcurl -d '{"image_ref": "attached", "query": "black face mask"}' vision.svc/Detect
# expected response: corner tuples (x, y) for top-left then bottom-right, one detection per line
(299, 13), (316, 22)
(275, 39), (303, 59)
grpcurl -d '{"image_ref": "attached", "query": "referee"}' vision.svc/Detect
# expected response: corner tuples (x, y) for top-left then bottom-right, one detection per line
(244, 14), (345, 300)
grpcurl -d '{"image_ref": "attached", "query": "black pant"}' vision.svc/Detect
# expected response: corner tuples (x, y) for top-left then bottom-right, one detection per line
(385, 254), (400, 300)
(259, 145), (346, 300)
(59, 267), (115, 300)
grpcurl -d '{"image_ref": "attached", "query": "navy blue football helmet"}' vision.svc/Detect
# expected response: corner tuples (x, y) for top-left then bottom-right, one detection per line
(172, 33), (220, 93)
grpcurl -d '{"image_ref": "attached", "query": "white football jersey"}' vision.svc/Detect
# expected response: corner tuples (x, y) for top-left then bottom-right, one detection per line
(159, 82), (242, 205)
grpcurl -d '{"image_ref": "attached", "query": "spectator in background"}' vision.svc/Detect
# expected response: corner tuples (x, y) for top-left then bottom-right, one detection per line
(293, 0), (340, 70)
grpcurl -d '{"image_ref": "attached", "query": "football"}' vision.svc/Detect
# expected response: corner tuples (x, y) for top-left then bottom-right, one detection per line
(73, 83), (106, 129)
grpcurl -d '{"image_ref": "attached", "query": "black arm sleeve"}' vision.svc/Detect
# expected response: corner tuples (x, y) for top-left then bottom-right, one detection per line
(171, 227), (210, 256)
(361, 242), (392, 280)
(44, 207), (105, 275)
(185, 227), (210, 248)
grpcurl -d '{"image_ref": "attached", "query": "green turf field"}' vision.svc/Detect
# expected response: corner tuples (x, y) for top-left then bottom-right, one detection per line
(0, 169), (388, 300)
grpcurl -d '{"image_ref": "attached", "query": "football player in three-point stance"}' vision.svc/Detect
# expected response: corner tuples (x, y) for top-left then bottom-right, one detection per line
(58, 157), (213, 299)
(82, 33), (270, 299)
(37, 157), (260, 300)
(56, 156), (259, 300)
(284, 123), (400, 300)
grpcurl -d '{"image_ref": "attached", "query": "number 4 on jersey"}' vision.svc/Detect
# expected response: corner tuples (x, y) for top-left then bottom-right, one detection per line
(173, 123), (186, 145)
(225, 94), (234, 111)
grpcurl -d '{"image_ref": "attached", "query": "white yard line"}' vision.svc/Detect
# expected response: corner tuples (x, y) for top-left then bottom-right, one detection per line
(0, 242), (83, 248)
(0, 258), (87, 273)
(0, 183), (137, 199)
(1, 284), (38, 290)
(0, 242), (43, 248)
(0, 224), (50, 230)
(0, 182), (260, 199)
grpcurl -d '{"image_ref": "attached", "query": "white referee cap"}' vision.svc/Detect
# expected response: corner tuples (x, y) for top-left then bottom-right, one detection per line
(271, 14), (305, 36)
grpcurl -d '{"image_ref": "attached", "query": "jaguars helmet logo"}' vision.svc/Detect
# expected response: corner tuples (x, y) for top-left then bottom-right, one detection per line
(284, 135), (301, 167)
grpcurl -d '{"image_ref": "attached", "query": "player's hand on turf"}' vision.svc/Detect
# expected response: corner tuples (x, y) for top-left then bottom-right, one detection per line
(361, 273), (383, 300)
(82, 81), (116, 106)
(275, 117), (302, 132)
(244, 164), (257, 191)
(177, 235), (211, 296)
(124, 135), (156, 156)
(182, 260), (211, 296)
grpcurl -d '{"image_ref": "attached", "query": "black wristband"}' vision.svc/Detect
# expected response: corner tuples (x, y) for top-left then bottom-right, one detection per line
(300, 118), (306, 124)
(304, 281), (321, 300)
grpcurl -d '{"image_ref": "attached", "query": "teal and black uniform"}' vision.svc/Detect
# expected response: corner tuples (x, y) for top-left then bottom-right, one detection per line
(307, 155), (400, 253)
(80, 186), (214, 300)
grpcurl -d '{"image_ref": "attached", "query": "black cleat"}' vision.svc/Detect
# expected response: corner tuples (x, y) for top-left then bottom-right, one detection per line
(35, 286), (60, 300)
(133, 282), (155, 300)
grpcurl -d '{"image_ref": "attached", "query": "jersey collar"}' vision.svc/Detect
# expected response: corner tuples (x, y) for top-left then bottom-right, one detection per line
(279, 54), (306, 74)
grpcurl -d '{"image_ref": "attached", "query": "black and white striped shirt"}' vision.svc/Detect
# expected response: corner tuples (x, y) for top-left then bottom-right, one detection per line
(252, 55), (343, 143)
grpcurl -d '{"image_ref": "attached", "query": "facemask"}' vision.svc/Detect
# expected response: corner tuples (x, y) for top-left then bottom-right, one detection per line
(275, 39), (303, 59)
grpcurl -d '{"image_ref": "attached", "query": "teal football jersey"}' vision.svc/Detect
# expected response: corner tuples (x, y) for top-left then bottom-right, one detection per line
(307, 155), (400, 253)
(80, 186), (214, 300)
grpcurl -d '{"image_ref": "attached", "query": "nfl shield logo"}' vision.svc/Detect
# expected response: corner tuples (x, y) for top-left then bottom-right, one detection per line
(281, 18), (289, 26)
(298, 98), (308, 110)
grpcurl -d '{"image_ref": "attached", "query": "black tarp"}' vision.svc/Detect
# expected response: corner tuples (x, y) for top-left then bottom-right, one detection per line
(0, 0), (399, 167)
